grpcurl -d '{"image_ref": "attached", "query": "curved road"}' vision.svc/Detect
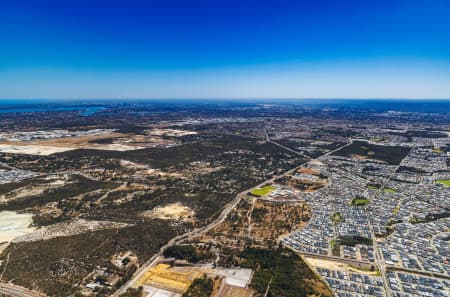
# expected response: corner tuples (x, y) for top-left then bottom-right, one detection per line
(115, 136), (353, 296)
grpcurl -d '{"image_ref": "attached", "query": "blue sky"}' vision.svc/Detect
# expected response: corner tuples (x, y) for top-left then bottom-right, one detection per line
(1, 0), (450, 99)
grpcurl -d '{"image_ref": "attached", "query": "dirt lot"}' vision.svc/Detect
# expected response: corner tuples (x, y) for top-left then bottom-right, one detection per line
(142, 203), (195, 222)
(0, 144), (75, 155)
(212, 282), (253, 297)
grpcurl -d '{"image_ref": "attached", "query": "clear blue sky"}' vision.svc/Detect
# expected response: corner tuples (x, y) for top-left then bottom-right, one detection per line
(1, 0), (450, 99)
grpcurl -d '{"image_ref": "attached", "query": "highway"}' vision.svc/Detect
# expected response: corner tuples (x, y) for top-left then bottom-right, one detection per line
(0, 283), (46, 297)
(263, 124), (309, 158)
(115, 133), (353, 296)
(114, 160), (307, 296)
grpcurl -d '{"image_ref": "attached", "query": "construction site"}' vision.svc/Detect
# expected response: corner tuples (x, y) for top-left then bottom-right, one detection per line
(135, 262), (253, 297)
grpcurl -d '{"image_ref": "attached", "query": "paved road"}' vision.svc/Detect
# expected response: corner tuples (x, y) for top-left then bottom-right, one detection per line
(115, 136), (353, 296)
(0, 283), (46, 297)
(385, 265), (450, 281)
(263, 124), (309, 158)
(114, 160), (308, 295)
(365, 160), (405, 297)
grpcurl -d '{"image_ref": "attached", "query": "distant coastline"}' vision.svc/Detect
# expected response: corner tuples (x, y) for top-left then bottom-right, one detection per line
(1, 98), (450, 114)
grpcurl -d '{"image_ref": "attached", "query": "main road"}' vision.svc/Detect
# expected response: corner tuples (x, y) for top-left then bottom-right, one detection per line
(114, 159), (307, 296)
(115, 135), (352, 296)
(0, 283), (47, 297)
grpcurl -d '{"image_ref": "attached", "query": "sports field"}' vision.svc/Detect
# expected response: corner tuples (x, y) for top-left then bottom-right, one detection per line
(436, 179), (450, 187)
(250, 185), (276, 197)
(351, 197), (369, 206)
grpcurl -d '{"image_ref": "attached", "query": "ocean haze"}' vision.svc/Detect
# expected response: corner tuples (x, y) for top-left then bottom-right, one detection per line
(2, 99), (450, 114)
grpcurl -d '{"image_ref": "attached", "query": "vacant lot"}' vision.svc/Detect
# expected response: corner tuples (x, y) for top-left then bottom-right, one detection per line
(0, 144), (75, 155)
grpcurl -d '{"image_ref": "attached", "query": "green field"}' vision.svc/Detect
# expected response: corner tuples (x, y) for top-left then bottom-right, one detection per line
(250, 185), (276, 197)
(383, 188), (398, 193)
(392, 206), (400, 215)
(367, 184), (380, 190)
(330, 239), (336, 249)
(436, 179), (450, 187)
(351, 197), (369, 206)
(331, 212), (344, 223)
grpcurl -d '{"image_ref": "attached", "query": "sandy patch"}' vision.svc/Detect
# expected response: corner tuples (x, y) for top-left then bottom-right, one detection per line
(305, 257), (379, 276)
(143, 203), (194, 221)
(0, 144), (75, 155)
(146, 129), (197, 137)
(87, 143), (144, 151)
(297, 167), (320, 175)
(304, 257), (348, 271)
(13, 219), (130, 243)
(0, 211), (34, 243)
(3, 178), (67, 202)
(350, 154), (369, 160)
(144, 168), (183, 178)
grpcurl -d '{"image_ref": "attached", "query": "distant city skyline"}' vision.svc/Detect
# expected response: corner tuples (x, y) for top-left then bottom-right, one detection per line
(1, 0), (450, 99)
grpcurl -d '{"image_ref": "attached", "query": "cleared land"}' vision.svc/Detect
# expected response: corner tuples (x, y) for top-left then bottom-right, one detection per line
(12, 219), (130, 243)
(142, 203), (195, 222)
(0, 144), (75, 155)
(0, 211), (34, 243)
(305, 257), (379, 276)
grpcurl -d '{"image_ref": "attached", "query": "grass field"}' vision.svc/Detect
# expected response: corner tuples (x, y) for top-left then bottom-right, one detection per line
(331, 212), (344, 223)
(330, 239), (336, 249)
(351, 197), (369, 206)
(436, 179), (450, 187)
(250, 185), (276, 197)
(392, 206), (400, 215)
(384, 188), (398, 193)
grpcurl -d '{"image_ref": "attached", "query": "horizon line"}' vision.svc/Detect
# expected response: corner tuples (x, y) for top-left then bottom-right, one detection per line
(2, 98), (450, 101)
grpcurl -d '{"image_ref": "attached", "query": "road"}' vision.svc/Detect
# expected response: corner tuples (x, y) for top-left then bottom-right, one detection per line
(116, 135), (353, 296)
(114, 157), (312, 295)
(365, 160), (405, 297)
(0, 161), (16, 170)
(385, 265), (450, 281)
(263, 124), (309, 158)
(0, 283), (46, 297)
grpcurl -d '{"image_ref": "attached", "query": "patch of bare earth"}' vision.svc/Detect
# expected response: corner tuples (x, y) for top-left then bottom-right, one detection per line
(12, 219), (130, 243)
(142, 203), (195, 222)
